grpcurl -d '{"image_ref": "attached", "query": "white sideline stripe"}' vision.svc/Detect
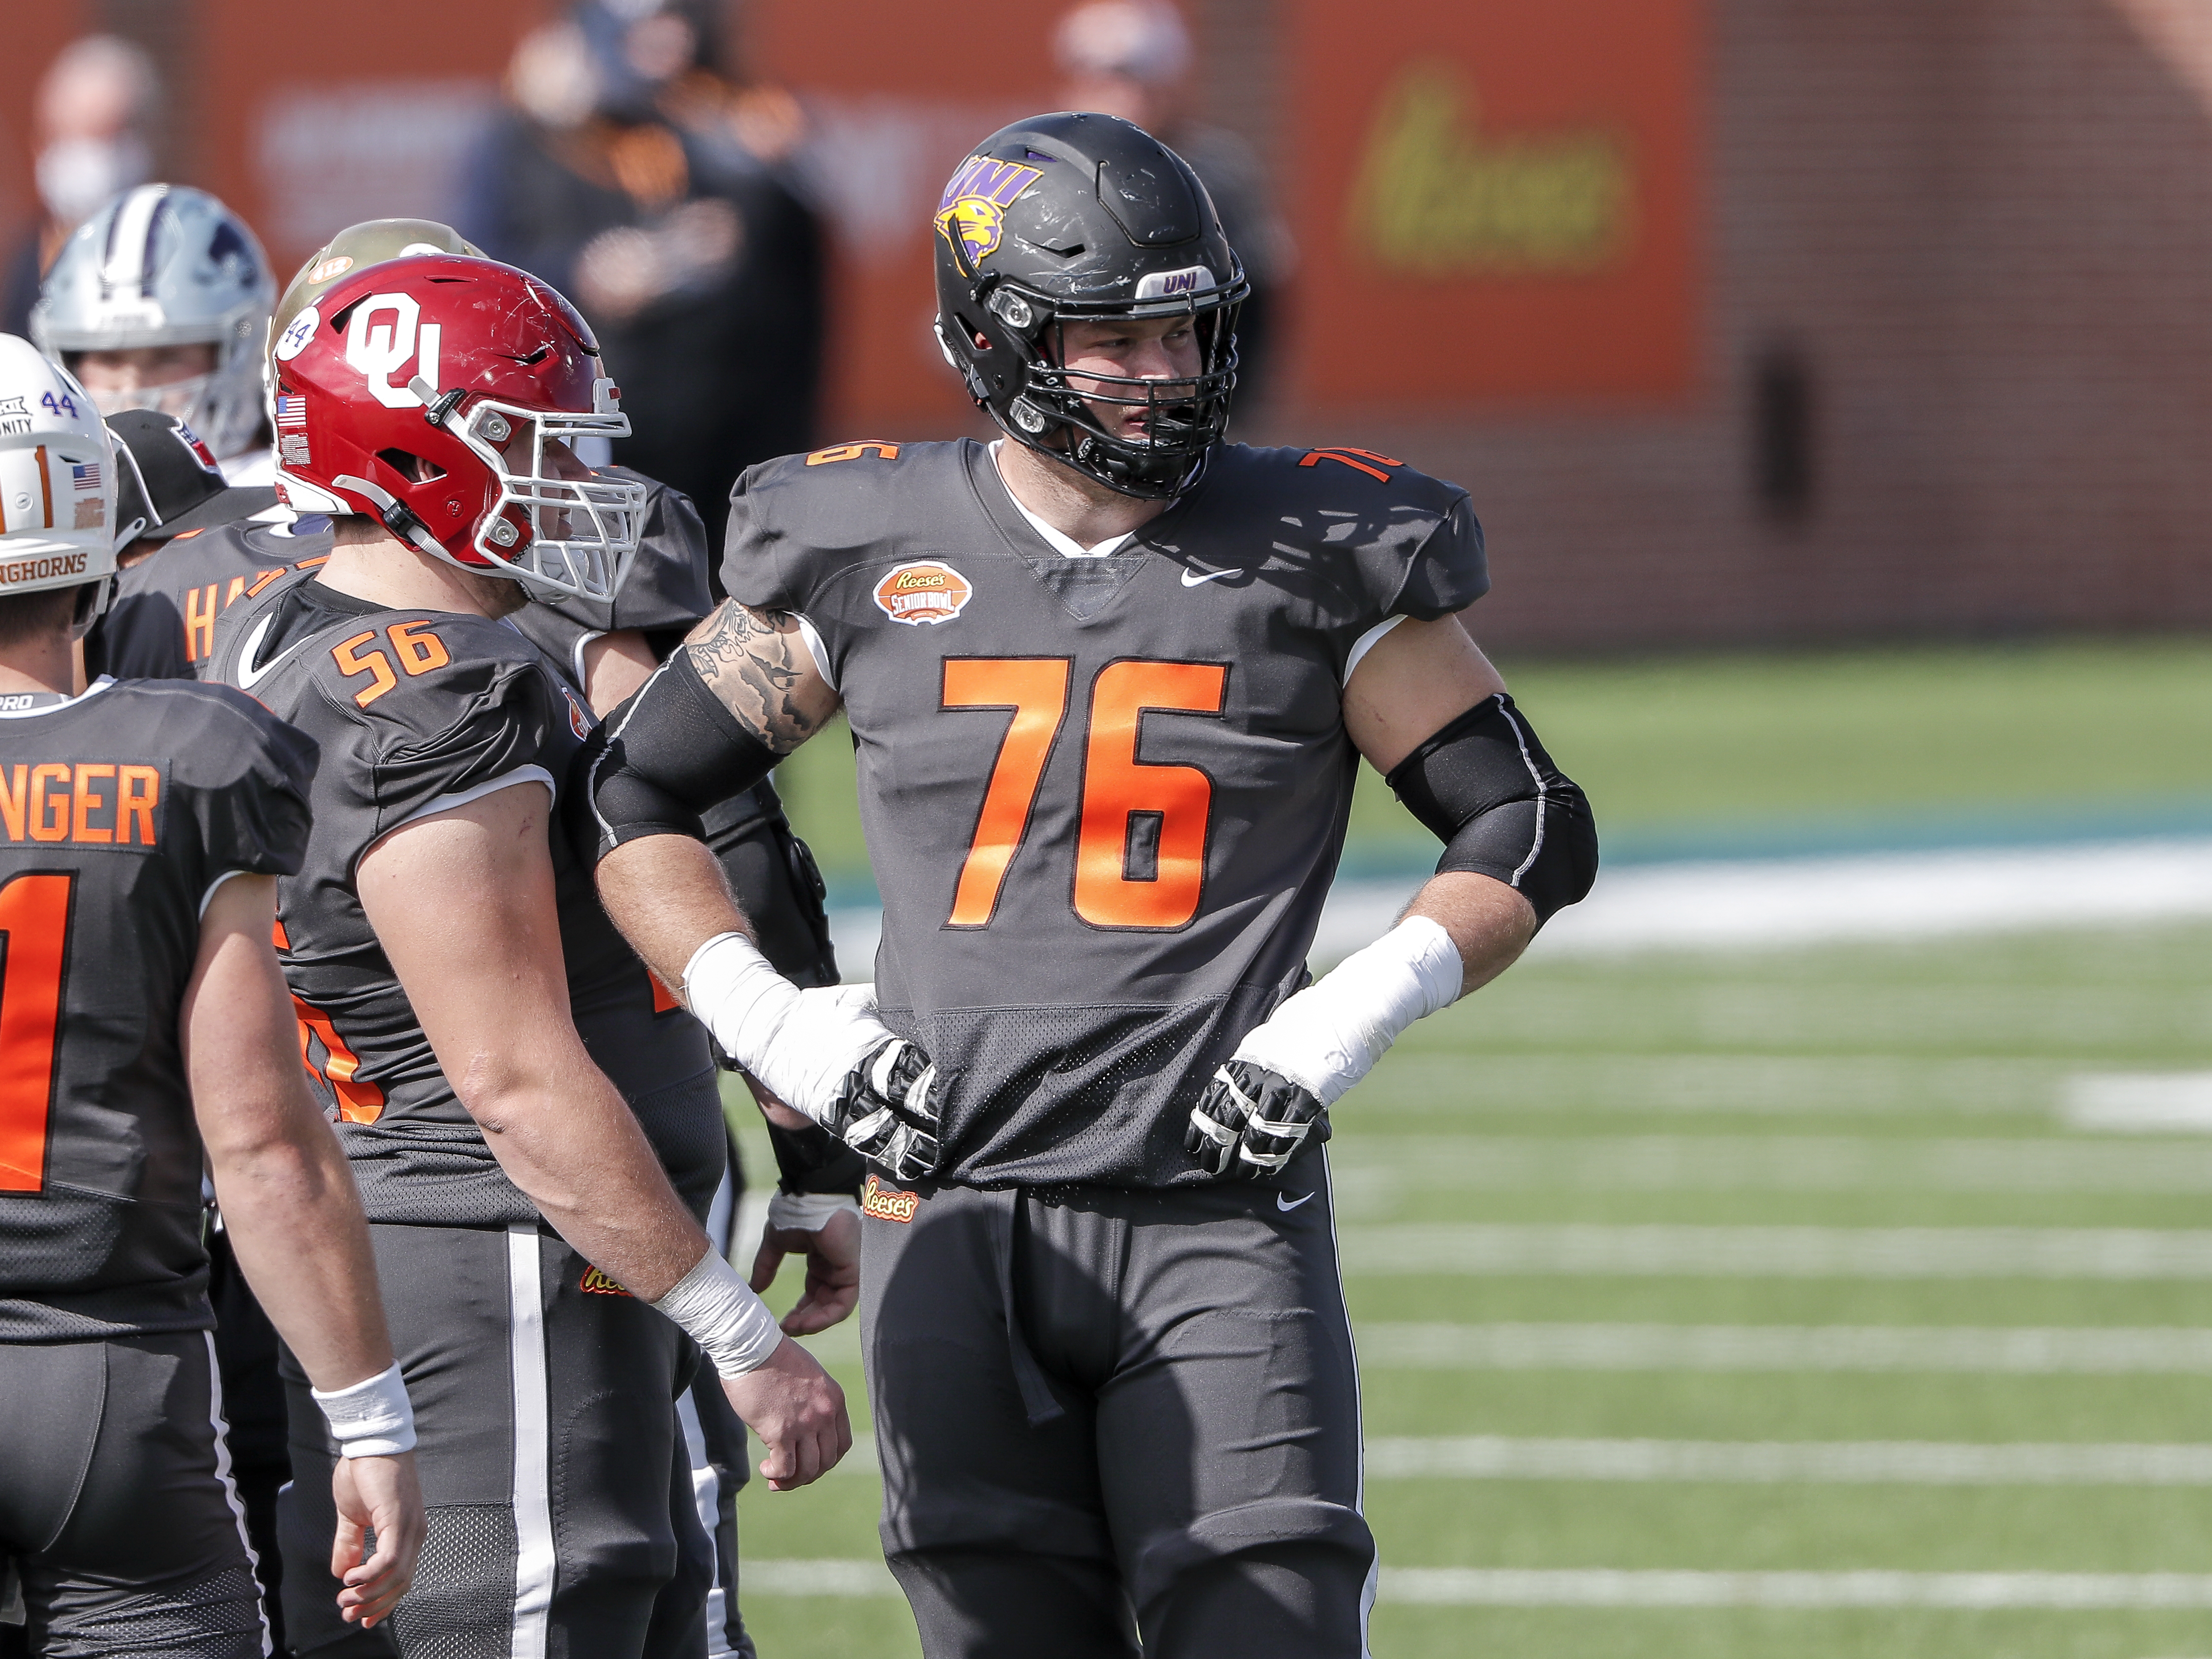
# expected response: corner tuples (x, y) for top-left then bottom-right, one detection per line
(2065, 1073), (2212, 1133)
(1355, 1322), (2212, 1374)
(1340, 1224), (2212, 1279)
(1364, 1435), (2212, 1485)
(738, 1559), (2212, 1610)
(830, 836), (2212, 973)
(1368, 1053), (2054, 1116)
(1329, 1135), (2212, 1194)
(506, 1224), (555, 1659)
(1377, 1569), (2212, 1609)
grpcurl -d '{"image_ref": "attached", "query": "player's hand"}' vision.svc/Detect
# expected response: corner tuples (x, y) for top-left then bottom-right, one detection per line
(749, 1205), (861, 1335)
(721, 1335), (851, 1490)
(331, 1449), (424, 1629)
(827, 1035), (943, 1182)
(740, 983), (945, 1180)
(1187, 1059), (1325, 1180)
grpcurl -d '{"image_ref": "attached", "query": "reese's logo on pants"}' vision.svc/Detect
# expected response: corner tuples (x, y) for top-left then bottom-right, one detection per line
(861, 1174), (920, 1224)
(579, 1265), (632, 1296)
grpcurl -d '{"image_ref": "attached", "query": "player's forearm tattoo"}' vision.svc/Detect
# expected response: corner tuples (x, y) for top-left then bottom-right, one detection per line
(686, 600), (821, 753)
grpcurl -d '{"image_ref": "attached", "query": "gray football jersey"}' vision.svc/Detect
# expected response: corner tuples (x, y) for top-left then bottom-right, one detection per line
(203, 573), (721, 1225)
(0, 680), (314, 1339)
(721, 439), (1486, 1186)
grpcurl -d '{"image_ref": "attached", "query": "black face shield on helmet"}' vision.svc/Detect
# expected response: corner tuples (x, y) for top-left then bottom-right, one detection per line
(931, 112), (1250, 500)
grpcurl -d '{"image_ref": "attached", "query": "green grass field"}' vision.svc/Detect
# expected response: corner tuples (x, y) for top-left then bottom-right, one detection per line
(730, 922), (2212, 1656)
(723, 641), (2212, 1655)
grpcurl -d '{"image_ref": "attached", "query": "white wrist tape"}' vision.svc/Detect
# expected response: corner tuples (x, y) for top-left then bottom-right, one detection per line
(766, 1191), (861, 1232)
(1230, 917), (1463, 1106)
(649, 1247), (784, 1378)
(311, 1361), (417, 1459)
(682, 933), (887, 1124)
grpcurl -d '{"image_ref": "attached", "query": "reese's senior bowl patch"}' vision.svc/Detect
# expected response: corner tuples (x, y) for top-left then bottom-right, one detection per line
(873, 560), (971, 626)
(861, 1174), (920, 1224)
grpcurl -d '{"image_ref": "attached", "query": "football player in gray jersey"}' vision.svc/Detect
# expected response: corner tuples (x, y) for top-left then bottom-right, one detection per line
(0, 336), (422, 1655)
(583, 115), (1598, 1657)
(202, 257), (852, 1659)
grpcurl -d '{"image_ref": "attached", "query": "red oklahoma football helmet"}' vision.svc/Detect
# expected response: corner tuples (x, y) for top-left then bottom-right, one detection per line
(268, 253), (644, 601)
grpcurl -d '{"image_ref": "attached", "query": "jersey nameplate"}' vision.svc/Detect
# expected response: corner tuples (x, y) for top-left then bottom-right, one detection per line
(0, 760), (162, 848)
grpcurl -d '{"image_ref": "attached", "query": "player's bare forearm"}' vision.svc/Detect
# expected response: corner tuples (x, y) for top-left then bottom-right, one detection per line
(596, 831), (754, 996)
(1402, 871), (1537, 1000)
(359, 786), (712, 1302)
(682, 599), (841, 752)
(184, 876), (395, 1393)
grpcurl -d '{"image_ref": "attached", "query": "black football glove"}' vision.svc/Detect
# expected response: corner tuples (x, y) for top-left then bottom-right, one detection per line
(827, 1036), (943, 1183)
(1186, 1059), (1324, 1180)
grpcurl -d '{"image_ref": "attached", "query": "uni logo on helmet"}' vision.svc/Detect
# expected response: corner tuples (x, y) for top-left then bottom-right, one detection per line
(873, 560), (972, 625)
(934, 156), (1045, 267)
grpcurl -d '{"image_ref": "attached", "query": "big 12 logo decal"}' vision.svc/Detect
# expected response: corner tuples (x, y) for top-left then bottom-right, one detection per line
(345, 294), (442, 410)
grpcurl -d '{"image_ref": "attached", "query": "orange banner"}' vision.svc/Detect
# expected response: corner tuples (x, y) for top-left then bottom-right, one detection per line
(1285, 0), (1705, 410)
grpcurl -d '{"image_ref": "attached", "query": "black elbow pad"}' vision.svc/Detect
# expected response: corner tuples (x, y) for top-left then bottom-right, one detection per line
(1384, 693), (1599, 924)
(572, 649), (779, 864)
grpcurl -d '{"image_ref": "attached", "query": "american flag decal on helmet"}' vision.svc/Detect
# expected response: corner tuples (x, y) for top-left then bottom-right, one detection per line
(275, 395), (308, 430)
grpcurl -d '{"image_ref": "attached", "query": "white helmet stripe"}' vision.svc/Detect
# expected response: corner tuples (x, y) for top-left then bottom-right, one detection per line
(100, 184), (170, 298)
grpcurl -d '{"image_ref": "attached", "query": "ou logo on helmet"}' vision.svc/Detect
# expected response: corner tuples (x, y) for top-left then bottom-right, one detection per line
(343, 293), (442, 412)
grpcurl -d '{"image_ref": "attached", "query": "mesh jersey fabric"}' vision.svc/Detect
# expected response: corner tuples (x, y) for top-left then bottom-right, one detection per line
(720, 438), (1486, 1186)
(0, 679), (315, 1340)
(202, 571), (719, 1224)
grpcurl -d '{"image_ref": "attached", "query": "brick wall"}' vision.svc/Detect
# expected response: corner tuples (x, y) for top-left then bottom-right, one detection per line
(1249, 0), (2212, 652)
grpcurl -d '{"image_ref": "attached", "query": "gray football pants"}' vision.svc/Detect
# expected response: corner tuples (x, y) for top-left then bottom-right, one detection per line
(0, 1331), (266, 1657)
(276, 1222), (712, 1659)
(859, 1146), (1375, 1658)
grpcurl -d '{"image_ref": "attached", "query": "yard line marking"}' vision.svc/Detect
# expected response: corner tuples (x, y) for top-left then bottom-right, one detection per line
(1364, 1436), (2212, 1485)
(737, 1560), (2212, 1609)
(1329, 1135), (2212, 1194)
(1340, 1224), (2212, 1279)
(745, 1559), (903, 1597)
(1355, 1322), (2212, 1374)
(1368, 1053), (2053, 1116)
(1377, 1569), (2212, 1609)
(2065, 1073), (2212, 1133)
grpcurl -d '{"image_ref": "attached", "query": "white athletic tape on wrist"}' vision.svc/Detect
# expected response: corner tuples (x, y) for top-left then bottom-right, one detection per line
(311, 1360), (417, 1458)
(1230, 916), (1463, 1106)
(766, 1191), (861, 1232)
(649, 1247), (784, 1378)
(682, 932), (887, 1124)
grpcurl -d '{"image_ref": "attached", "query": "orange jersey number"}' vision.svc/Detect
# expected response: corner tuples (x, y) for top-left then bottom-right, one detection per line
(0, 871), (72, 1192)
(332, 620), (451, 709)
(940, 657), (1227, 931)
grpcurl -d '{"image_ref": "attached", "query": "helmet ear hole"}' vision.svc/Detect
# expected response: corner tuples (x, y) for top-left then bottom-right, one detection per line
(377, 448), (447, 483)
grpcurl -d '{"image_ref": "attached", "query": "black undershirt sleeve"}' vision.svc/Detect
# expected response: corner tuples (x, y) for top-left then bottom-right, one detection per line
(574, 648), (778, 862)
(1384, 693), (1599, 925)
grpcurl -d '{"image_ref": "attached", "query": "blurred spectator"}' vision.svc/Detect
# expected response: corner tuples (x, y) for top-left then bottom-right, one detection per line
(460, 0), (824, 555)
(1054, 0), (1293, 409)
(1, 36), (159, 338)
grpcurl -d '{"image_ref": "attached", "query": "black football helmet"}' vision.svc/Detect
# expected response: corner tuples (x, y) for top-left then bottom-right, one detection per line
(932, 112), (1249, 499)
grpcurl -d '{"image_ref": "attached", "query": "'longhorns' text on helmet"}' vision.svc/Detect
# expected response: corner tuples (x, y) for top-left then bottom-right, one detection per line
(0, 334), (128, 634)
(29, 185), (275, 462)
(269, 254), (645, 602)
(932, 112), (1247, 500)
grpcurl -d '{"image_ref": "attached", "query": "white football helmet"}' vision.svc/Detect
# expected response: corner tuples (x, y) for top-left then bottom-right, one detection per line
(0, 335), (127, 632)
(29, 185), (275, 462)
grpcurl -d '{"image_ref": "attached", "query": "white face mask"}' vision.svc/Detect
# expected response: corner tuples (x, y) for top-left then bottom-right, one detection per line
(35, 135), (151, 227)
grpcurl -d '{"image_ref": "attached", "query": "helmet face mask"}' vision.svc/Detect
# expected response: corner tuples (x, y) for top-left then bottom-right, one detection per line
(932, 113), (1249, 500)
(274, 255), (643, 603)
(29, 186), (274, 462)
(447, 393), (644, 601)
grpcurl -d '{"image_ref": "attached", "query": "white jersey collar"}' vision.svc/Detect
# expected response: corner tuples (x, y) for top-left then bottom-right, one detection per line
(988, 441), (1135, 560)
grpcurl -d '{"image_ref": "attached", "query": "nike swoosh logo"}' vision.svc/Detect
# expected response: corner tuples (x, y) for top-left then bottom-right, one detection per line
(1277, 1191), (1313, 1212)
(1181, 565), (1237, 587)
(236, 615), (308, 689)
